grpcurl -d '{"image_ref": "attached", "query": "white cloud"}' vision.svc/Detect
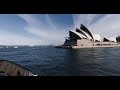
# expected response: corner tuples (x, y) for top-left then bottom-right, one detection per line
(16, 14), (120, 45)
(24, 26), (67, 45)
(0, 30), (43, 45)
(17, 14), (68, 45)
(45, 14), (57, 30)
(17, 14), (37, 25)
(89, 14), (120, 37)
(72, 14), (89, 29)
(72, 14), (120, 38)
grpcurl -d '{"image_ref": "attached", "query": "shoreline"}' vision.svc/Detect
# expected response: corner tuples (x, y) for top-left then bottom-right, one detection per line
(55, 44), (120, 49)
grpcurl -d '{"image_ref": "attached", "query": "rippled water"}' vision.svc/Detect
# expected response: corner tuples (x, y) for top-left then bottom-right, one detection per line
(0, 46), (120, 76)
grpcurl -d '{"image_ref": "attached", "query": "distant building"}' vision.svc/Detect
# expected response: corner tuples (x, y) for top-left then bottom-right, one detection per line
(56, 24), (120, 48)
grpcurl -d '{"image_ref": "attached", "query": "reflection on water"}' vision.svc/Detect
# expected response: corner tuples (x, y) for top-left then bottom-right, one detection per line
(63, 48), (120, 76)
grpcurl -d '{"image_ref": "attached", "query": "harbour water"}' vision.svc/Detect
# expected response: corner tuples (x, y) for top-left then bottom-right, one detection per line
(0, 46), (120, 76)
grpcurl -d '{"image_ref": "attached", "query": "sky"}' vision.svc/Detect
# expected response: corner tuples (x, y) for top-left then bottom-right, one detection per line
(0, 14), (120, 45)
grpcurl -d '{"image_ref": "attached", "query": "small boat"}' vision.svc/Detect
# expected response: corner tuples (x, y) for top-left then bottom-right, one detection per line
(14, 46), (18, 48)
(55, 45), (71, 48)
(0, 59), (37, 76)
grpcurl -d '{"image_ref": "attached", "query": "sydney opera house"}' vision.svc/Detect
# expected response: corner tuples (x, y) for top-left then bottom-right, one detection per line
(56, 24), (120, 48)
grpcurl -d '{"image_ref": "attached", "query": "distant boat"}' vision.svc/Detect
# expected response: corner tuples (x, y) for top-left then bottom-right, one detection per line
(14, 46), (18, 48)
(0, 59), (37, 76)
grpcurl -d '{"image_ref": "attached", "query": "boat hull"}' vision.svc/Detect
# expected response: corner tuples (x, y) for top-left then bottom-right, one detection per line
(0, 59), (37, 76)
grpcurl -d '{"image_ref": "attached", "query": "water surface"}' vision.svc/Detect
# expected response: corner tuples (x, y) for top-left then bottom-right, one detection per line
(0, 46), (120, 76)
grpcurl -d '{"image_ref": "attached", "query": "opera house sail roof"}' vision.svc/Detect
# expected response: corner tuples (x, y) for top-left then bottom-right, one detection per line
(80, 24), (94, 40)
(55, 24), (120, 48)
(69, 24), (94, 40)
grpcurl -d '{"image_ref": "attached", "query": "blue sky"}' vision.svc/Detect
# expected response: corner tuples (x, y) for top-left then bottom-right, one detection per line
(0, 14), (120, 45)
